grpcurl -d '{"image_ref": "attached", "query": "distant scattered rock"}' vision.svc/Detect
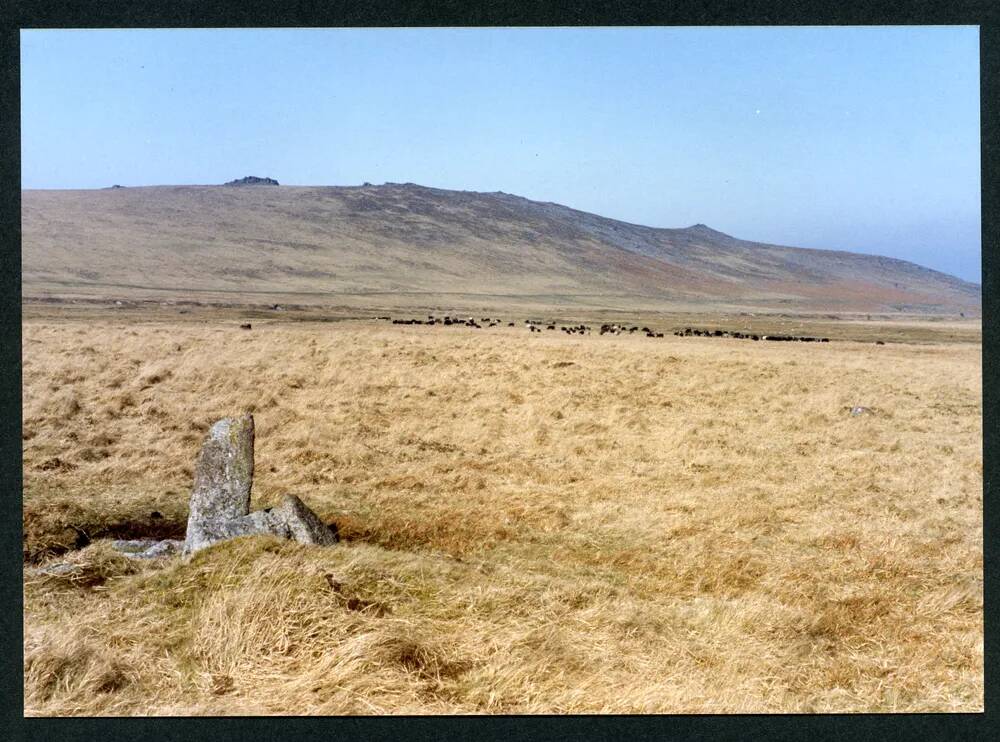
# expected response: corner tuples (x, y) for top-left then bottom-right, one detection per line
(109, 184), (125, 189)
(224, 176), (279, 186)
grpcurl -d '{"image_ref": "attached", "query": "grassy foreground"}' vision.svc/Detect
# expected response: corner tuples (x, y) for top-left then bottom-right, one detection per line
(22, 317), (982, 714)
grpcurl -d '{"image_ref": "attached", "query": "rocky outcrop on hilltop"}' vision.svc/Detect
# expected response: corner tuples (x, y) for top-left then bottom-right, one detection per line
(224, 176), (279, 186)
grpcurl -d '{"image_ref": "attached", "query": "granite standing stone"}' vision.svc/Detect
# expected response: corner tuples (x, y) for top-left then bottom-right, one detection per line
(183, 413), (255, 555)
(181, 413), (338, 556)
(189, 414), (255, 520)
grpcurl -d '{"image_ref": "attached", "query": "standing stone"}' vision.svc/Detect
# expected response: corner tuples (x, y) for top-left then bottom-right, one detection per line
(183, 413), (255, 555)
(181, 412), (339, 556)
(189, 414), (255, 521)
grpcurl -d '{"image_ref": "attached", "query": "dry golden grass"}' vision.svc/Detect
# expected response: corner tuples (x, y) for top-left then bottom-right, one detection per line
(22, 317), (982, 714)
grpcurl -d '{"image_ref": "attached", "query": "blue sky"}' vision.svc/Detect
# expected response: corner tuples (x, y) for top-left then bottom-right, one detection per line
(20, 27), (981, 282)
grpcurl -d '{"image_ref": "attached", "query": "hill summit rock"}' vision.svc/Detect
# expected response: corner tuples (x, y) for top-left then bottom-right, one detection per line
(224, 175), (279, 186)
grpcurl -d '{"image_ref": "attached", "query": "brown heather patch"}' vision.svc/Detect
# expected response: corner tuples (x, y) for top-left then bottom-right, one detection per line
(22, 317), (982, 714)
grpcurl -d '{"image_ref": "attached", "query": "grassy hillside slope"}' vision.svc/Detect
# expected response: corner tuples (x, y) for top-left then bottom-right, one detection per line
(21, 184), (981, 314)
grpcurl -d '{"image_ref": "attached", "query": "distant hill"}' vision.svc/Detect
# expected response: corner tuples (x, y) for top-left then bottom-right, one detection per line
(20, 183), (981, 315)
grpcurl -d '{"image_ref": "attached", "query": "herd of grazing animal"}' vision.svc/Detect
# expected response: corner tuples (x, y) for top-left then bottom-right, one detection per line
(526, 320), (591, 335)
(600, 323), (664, 338)
(231, 316), (882, 343)
(386, 315), (506, 328)
(674, 328), (830, 343)
(366, 316), (675, 340)
(369, 317), (848, 343)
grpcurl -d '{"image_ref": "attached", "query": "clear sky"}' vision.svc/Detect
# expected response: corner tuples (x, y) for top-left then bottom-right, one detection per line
(20, 27), (981, 282)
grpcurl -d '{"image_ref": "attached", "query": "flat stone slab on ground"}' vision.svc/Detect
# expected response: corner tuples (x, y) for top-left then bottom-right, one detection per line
(112, 539), (184, 559)
(30, 562), (78, 577)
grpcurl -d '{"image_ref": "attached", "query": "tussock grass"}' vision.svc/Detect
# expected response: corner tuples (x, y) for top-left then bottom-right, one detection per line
(23, 318), (982, 714)
(26, 540), (147, 589)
